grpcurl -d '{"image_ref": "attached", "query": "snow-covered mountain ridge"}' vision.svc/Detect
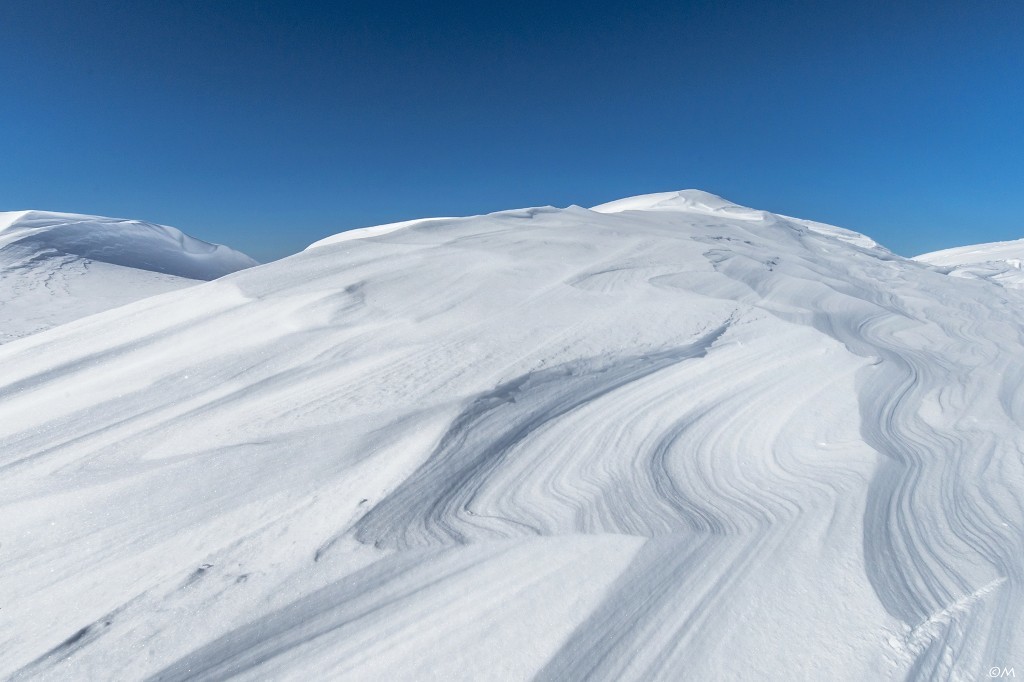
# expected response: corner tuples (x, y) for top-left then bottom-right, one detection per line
(0, 210), (257, 279)
(0, 210), (257, 343)
(916, 237), (1024, 289)
(1, 192), (1021, 680)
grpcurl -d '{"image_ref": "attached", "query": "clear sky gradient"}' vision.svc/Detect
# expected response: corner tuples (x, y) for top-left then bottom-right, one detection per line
(1, 0), (1021, 262)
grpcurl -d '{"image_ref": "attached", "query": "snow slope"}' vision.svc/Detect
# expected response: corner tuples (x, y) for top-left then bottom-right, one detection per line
(0, 211), (258, 342)
(916, 237), (1024, 289)
(1, 192), (1022, 681)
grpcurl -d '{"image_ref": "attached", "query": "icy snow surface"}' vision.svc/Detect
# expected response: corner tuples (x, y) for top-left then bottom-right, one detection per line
(0, 211), (258, 343)
(916, 237), (1024, 289)
(1, 191), (1022, 680)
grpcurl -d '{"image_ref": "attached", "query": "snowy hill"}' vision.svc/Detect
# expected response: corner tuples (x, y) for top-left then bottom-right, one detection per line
(1, 192), (1021, 681)
(0, 210), (258, 342)
(916, 237), (1024, 289)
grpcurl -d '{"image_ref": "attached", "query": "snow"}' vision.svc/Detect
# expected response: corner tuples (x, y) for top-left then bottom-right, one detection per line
(306, 216), (458, 249)
(916, 237), (1024, 289)
(1, 194), (1022, 680)
(591, 188), (768, 219)
(0, 210), (258, 342)
(593, 190), (880, 248)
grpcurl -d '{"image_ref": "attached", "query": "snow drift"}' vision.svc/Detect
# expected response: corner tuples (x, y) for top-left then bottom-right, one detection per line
(0, 210), (257, 342)
(916, 237), (1024, 289)
(0, 191), (1021, 681)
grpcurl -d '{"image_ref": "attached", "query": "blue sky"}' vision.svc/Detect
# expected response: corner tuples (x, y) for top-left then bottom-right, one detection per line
(1, 0), (1021, 262)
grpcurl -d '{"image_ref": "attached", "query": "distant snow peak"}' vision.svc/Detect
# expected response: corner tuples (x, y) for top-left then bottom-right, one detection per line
(591, 190), (883, 250)
(590, 189), (762, 218)
(0, 209), (257, 344)
(916, 237), (1024, 289)
(0, 210), (258, 280)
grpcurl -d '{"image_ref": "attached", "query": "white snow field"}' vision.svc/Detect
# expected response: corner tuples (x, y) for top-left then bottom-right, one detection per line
(0, 211), (258, 343)
(1, 191), (1022, 681)
(916, 237), (1024, 289)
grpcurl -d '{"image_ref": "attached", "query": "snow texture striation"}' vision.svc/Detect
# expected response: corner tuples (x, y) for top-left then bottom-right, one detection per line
(0, 191), (1022, 681)
(0, 210), (258, 342)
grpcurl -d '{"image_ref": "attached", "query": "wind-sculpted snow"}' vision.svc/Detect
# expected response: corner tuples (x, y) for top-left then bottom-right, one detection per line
(1, 193), (1022, 680)
(916, 238), (1024, 290)
(0, 211), (257, 279)
(352, 326), (731, 550)
(0, 210), (257, 343)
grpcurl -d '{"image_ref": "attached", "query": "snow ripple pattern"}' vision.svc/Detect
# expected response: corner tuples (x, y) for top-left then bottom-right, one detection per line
(0, 193), (1022, 681)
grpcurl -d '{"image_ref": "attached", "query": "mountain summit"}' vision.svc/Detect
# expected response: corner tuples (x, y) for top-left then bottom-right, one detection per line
(590, 189), (754, 215)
